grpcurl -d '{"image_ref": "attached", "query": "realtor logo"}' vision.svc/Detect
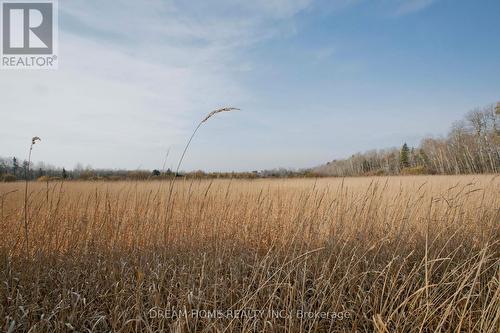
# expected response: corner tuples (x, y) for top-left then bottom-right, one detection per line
(1, 0), (58, 69)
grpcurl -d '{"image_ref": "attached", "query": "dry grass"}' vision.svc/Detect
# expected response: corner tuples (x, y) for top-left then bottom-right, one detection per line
(0, 175), (499, 332)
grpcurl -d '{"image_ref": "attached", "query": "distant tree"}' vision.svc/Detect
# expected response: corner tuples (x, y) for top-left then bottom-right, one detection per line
(152, 169), (161, 176)
(466, 109), (487, 138)
(400, 143), (410, 169)
(12, 157), (19, 176)
(361, 159), (370, 173)
(62, 168), (68, 179)
(494, 103), (500, 139)
(410, 147), (416, 167)
(0, 159), (6, 176)
(73, 163), (84, 178)
(417, 149), (430, 167)
(37, 168), (44, 178)
(22, 160), (30, 180)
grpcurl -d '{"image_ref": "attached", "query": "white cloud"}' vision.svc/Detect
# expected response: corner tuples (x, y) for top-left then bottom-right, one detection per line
(61, 0), (313, 47)
(392, 0), (437, 16)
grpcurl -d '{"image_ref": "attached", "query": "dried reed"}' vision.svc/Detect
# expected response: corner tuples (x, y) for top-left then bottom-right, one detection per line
(175, 107), (239, 176)
(23, 136), (41, 256)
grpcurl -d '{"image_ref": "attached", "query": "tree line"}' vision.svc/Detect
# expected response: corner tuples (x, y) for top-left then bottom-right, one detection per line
(0, 158), (315, 182)
(314, 102), (499, 176)
(1, 102), (498, 181)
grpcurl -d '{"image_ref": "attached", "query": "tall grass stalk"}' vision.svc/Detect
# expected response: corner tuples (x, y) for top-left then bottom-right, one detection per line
(175, 107), (239, 176)
(23, 136), (40, 256)
(166, 107), (239, 207)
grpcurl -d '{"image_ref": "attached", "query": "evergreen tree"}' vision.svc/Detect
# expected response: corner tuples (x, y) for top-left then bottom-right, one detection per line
(12, 157), (19, 176)
(62, 168), (68, 179)
(400, 143), (410, 169)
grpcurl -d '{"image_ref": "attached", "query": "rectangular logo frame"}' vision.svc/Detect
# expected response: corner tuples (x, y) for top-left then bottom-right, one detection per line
(1, 0), (58, 69)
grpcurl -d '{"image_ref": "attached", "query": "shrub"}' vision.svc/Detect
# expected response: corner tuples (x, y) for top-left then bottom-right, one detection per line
(364, 169), (386, 176)
(37, 176), (50, 182)
(127, 171), (150, 180)
(1, 174), (17, 182)
(401, 166), (427, 175)
(79, 171), (96, 180)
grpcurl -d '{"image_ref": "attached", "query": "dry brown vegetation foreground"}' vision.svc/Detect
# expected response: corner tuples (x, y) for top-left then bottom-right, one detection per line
(0, 176), (499, 332)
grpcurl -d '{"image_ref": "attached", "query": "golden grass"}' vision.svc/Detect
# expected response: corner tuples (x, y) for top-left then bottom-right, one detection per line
(0, 175), (499, 332)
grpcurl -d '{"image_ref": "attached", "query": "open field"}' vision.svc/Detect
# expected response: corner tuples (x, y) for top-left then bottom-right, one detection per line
(0, 175), (499, 332)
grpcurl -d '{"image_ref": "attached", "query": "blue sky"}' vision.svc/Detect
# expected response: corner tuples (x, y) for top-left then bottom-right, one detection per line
(1, 0), (499, 171)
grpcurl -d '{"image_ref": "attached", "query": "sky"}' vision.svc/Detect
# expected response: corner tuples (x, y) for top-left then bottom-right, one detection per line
(1, 0), (499, 172)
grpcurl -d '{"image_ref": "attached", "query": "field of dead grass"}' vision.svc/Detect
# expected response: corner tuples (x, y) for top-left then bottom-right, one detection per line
(0, 175), (499, 332)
